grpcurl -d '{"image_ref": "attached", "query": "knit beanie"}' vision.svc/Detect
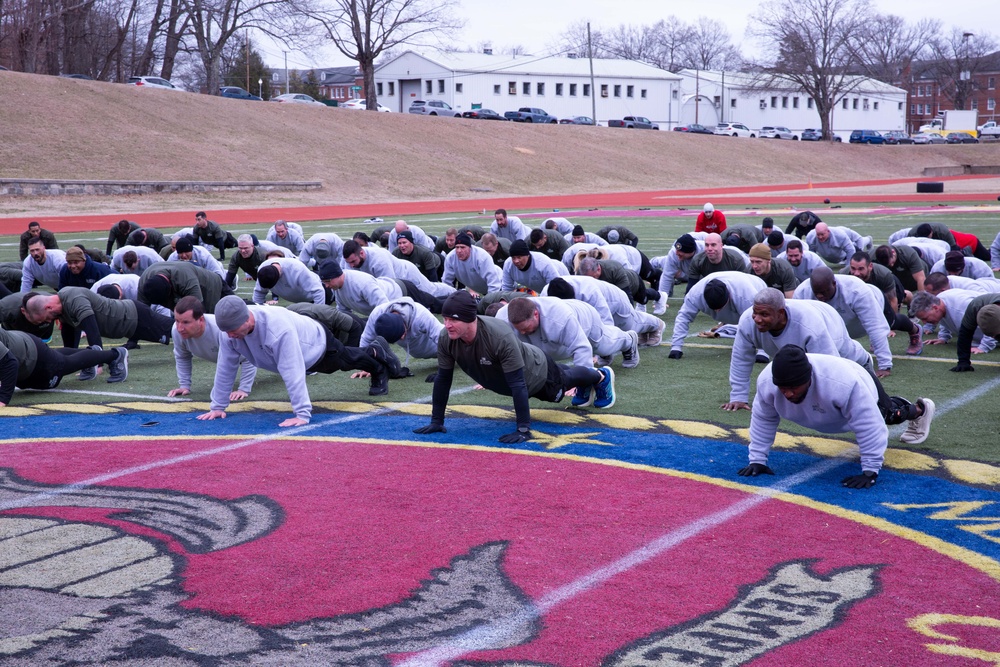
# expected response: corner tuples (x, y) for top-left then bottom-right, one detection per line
(65, 246), (86, 262)
(441, 291), (478, 322)
(374, 312), (406, 343)
(976, 304), (1000, 337)
(175, 237), (194, 254)
(572, 225), (585, 237)
(142, 274), (171, 305)
(703, 279), (729, 310)
(944, 251), (965, 273)
(455, 233), (473, 247)
(674, 234), (696, 253)
(214, 295), (250, 331)
(509, 240), (531, 257)
(771, 345), (813, 387)
(767, 230), (785, 247)
(607, 230), (620, 243)
(317, 260), (343, 280)
(749, 243), (772, 260)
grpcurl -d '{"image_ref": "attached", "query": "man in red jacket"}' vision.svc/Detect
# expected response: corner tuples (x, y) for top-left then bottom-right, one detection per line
(695, 203), (727, 234)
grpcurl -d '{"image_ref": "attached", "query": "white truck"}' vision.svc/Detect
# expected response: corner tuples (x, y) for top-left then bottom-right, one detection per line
(918, 110), (978, 138)
(978, 120), (1000, 139)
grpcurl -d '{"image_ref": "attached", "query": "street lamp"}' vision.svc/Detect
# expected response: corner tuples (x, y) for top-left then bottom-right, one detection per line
(258, 78), (263, 99)
(960, 32), (973, 110)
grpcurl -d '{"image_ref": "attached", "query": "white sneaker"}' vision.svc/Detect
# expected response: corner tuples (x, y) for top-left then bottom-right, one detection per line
(652, 291), (669, 315)
(643, 319), (666, 347)
(622, 330), (640, 368)
(899, 398), (935, 445)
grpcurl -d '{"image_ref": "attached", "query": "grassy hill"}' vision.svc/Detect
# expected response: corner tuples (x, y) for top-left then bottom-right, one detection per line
(3, 69), (999, 216)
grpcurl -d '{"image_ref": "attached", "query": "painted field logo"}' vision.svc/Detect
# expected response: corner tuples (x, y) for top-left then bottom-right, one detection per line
(607, 561), (880, 666)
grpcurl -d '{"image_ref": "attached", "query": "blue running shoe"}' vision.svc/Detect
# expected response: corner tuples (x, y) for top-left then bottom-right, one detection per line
(571, 383), (593, 408)
(593, 366), (616, 409)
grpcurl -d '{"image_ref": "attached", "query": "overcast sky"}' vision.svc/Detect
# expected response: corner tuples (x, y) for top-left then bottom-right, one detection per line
(261, 0), (994, 71)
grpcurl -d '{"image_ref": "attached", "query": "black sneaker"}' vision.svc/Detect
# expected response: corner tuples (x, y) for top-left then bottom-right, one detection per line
(78, 365), (97, 381)
(369, 363), (389, 396)
(370, 336), (403, 378)
(107, 348), (128, 383)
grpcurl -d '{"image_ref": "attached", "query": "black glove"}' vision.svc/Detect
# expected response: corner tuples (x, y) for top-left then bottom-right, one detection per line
(499, 428), (532, 444)
(737, 463), (774, 477)
(841, 471), (878, 489)
(413, 423), (446, 435)
(950, 361), (974, 372)
(668, 350), (683, 360)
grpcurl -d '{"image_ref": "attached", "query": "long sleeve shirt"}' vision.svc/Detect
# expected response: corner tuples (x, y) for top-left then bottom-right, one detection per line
(333, 271), (394, 316)
(793, 275), (892, 370)
(776, 249), (826, 284)
(252, 258), (325, 305)
(670, 272), (766, 352)
(804, 228), (857, 265)
(173, 314), (256, 393)
(360, 298), (443, 359)
(21, 250), (67, 291)
(730, 300), (870, 404)
(298, 233), (345, 267)
(495, 297), (595, 367)
(210, 307), (325, 421)
(501, 252), (568, 292)
(441, 246), (503, 295)
(930, 256), (994, 280)
(750, 353), (887, 473)
(490, 215), (531, 243)
(112, 245), (164, 274)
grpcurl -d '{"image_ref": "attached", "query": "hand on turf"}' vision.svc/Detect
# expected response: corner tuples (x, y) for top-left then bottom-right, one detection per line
(972, 347), (987, 355)
(197, 410), (227, 421)
(668, 350), (683, 360)
(841, 471), (878, 489)
(230, 390), (249, 401)
(414, 423), (446, 435)
(926, 338), (946, 345)
(875, 368), (891, 378)
(499, 429), (532, 444)
(950, 361), (974, 372)
(721, 401), (751, 412)
(168, 387), (191, 398)
(279, 417), (309, 428)
(351, 371), (372, 379)
(737, 463), (774, 477)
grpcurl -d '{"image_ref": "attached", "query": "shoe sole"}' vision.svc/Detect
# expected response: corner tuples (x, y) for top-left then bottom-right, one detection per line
(901, 398), (934, 444)
(107, 349), (128, 383)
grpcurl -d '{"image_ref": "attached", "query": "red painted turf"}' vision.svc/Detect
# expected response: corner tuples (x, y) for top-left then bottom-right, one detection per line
(2, 174), (997, 234)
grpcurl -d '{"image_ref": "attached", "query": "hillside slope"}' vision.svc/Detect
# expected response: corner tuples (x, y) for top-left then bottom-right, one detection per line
(2, 70), (998, 216)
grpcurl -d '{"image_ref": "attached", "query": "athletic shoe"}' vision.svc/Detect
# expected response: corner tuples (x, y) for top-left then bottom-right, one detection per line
(107, 348), (128, 383)
(78, 365), (97, 381)
(369, 337), (403, 378)
(906, 328), (923, 355)
(571, 383), (593, 408)
(622, 330), (640, 368)
(596, 354), (613, 367)
(899, 397), (935, 444)
(369, 363), (389, 396)
(593, 366), (616, 409)
(652, 291), (669, 315)
(755, 353), (770, 364)
(643, 319), (666, 347)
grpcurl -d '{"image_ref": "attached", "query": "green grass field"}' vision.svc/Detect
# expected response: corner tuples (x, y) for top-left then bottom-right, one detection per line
(5, 200), (1000, 466)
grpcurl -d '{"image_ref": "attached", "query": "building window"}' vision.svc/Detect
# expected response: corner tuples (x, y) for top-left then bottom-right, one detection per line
(770, 96), (777, 108)
(917, 85), (923, 96)
(641, 89), (647, 98)
(807, 98), (814, 109)
(793, 96), (799, 108)
(842, 98), (848, 110)
(852, 98), (858, 109)
(388, 82), (395, 95)
(508, 81), (516, 95)
(537, 82), (544, 95)
(583, 84), (591, 97)
(425, 80), (432, 94)
(272, 72), (279, 82)
(873, 101), (879, 110)
(570, 83), (577, 96)
(730, 98), (737, 108)
(910, 104), (916, 114)
(672, 89), (679, 99)
(627, 85), (634, 97)
(782, 96), (788, 108)
(989, 77), (996, 89)
(376, 82), (383, 96)
(556, 83), (563, 96)
(972, 98), (978, 110)
(988, 98), (996, 111)
(456, 83), (463, 93)
(897, 101), (902, 111)
(523, 82), (531, 95)
(438, 80), (445, 93)
(601, 84), (609, 97)
(613, 84), (621, 97)
(494, 84), (501, 95)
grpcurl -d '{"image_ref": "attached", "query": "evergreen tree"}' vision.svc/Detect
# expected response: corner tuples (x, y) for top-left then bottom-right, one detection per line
(222, 35), (271, 99)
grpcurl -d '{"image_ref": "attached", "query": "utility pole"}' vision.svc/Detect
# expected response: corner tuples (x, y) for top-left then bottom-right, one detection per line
(587, 23), (596, 125)
(284, 51), (289, 94)
(245, 30), (250, 92)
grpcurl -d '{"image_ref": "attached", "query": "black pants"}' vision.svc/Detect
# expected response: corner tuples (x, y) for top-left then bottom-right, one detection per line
(23, 338), (118, 390)
(306, 326), (380, 375)
(533, 354), (604, 402)
(863, 364), (918, 425)
(131, 302), (174, 344)
(398, 279), (447, 314)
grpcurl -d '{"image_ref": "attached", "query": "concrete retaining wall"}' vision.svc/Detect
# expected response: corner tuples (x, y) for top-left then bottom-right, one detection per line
(0, 179), (322, 197)
(922, 165), (1000, 176)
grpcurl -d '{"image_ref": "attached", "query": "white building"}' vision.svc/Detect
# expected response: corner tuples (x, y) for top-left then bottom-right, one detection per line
(374, 50), (683, 125)
(674, 69), (908, 138)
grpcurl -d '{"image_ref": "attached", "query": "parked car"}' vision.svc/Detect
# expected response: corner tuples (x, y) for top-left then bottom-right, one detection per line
(849, 129), (884, 144)
(504, 107), (558, 123)
(220, 86), (262, 101)
(559, 116), (595, 125)
(61, 73), (94, 80)
(341, 98), (391, 112)
(800, 128), (822, 141)
(882, 130), (913, 145)
(408, 99), (461, 117)
(271, 93), (325, 106)
(673, 123), (714, 134)
(760, 126), (798, 140)
(462, 108), (508, 120)
(946, 132), (979, 144)
(127, 76), (184, 91)
(912, 132), (947, 144)
(713, 122), (755, 138)
(608, 116), (659, 130)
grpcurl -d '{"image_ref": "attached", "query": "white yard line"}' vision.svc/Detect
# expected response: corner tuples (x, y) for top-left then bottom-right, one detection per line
(19, 388), (192, 402)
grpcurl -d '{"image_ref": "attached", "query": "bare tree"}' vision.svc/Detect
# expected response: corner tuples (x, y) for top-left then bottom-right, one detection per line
(851, 14), (939, 85)
(556, 20), (611, 59)
(603, 23), (661, 63)
(302, 0), (462, 111)
(925, 28), (999, 111)
(647, 17), (695, 72)
(681, 17), (743, 70)
(748, 0), (873, 140)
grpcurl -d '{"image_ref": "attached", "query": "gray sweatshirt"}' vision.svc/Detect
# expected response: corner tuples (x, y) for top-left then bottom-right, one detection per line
(670, 272), (766, 352)
(173, 314), (256, 393)
(253, 258), (325, 305)
(21, 249), (66, 291)
(360, 297), (443, 359)
(501, 252), (569, 292)
(441, 246), (503, 294)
